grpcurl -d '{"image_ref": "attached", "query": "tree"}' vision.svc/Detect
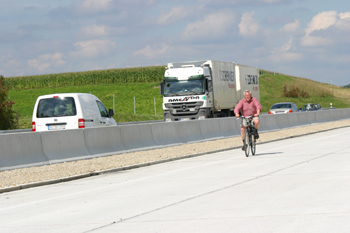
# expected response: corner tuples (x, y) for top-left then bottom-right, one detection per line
(0, 75), (18, 130)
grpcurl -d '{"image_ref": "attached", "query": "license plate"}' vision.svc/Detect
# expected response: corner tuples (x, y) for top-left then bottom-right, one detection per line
(48, 125), (66, 130)
(180, 118), (189, 121)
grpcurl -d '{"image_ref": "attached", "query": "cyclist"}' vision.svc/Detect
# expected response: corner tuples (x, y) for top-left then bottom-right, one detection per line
(234, 90), (262, 151)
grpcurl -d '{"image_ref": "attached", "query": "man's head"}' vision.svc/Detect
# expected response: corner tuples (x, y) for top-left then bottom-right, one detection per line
(244, 90), (252, 102)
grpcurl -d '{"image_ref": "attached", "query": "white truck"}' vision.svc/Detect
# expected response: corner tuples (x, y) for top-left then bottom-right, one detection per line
(159, 60), (259, 121)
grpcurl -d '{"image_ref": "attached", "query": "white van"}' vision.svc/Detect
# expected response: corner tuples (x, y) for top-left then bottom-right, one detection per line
(32, 93), (117, 132)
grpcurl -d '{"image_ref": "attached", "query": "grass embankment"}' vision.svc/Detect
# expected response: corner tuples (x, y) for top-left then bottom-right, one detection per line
(6, 67), (350, 129)
(9, 83), (164, 129)
(6, 66), (165, 129)
(259, 74), (350, 112)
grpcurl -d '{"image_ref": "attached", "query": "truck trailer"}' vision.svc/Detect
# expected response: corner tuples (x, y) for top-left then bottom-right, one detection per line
(159, 60), (259, 122)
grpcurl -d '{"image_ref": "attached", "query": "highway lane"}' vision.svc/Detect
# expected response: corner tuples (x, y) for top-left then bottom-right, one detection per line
(0, 127), (349, 233)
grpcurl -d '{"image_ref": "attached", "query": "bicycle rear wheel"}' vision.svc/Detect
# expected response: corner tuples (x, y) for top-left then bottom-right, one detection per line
(244, 129), (250, 157)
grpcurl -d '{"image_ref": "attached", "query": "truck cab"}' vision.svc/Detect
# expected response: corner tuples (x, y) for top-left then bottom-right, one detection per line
(159, 64), (213, 122)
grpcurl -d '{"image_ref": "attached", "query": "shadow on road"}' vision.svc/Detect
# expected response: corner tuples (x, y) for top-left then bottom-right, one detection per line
(253, 152), (283, 156)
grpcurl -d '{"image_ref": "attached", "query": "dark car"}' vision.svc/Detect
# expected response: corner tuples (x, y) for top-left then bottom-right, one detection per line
(300, 103), (321, 112)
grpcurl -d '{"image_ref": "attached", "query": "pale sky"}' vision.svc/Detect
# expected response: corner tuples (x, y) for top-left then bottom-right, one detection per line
(1, 0), (350, 86)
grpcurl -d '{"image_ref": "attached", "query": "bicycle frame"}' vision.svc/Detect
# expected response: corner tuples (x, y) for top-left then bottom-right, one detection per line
(241, 115), (256, 157)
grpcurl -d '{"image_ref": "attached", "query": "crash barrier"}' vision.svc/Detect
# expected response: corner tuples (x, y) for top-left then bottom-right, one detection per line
(120, 123), (160, 152)
(199, 118), (226, 140)
(41, 129), (92, 163)
(1, 108), (350, 171)
(174, 120), (205, 143)
(84, 126), (127, 157)
(218, 117), (241, 137)
(151, 122), (183, 147)
(0, 133), (49, 171)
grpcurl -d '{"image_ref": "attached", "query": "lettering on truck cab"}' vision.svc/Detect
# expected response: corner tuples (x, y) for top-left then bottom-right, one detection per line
(168, 96), (200, 103)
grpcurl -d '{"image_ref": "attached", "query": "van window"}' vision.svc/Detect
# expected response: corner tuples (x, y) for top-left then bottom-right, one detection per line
(37, 97), (77, 118)
(96, 101), (108, 117)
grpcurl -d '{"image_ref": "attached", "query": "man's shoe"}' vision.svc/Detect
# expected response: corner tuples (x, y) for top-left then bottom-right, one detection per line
(242, 145), (246, 151)
(254, 129), (259, 139)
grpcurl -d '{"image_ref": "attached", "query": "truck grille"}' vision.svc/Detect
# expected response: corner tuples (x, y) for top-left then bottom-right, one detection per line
(166, 101), (203, 115)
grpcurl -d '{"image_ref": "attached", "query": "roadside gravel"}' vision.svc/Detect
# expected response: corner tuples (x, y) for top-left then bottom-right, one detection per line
(1, 119), (350, 190)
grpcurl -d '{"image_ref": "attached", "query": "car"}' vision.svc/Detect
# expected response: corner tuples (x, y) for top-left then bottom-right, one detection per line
(268, 102), (299, 114)
(300, 103), (321, 111)
(32, 93), (117, 132)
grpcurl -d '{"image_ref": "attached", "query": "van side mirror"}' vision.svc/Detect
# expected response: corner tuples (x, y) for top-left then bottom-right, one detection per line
(108, 109), (114, 117)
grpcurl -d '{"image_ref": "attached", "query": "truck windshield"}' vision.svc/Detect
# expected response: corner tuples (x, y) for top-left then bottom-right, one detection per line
(37, 97), (77, 118)
(164, 78), (205, 96)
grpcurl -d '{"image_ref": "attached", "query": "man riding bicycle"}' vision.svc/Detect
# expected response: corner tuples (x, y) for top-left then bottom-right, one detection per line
(234, 90), (262, 151)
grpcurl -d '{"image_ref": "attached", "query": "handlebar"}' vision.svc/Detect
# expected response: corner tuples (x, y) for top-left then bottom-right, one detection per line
(236, 115), (253, 120)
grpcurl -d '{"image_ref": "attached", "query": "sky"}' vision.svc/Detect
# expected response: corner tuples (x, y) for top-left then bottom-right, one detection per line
(0, 0), (350, 86)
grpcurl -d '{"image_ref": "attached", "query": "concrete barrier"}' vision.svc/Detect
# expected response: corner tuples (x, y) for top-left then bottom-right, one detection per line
(0, 132), (49, 171)
(315, 110), (330, 123)
(120, 124), (159, 152)
(199, 118), (225, 140)
(275, 113), (292, 129)
(174, 120), (205, 143)
(41, 129), (92, 163)
(84, 126), (127, 157)
(340, 109), (350, 119)
(306, 111), (317, 125)
(218, 117), (240, 137)
(259, 114), (281, 132)
(2, 107), (350, 172)
(337, 109), (345, 120)
(287, 113), (300, 128)
(331, 109), (343, 121)
(151, 122), (183, 147)
(296, 112), (310, 126)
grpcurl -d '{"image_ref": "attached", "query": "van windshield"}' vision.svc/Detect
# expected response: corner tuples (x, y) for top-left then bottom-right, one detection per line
(37, 97), (77, 118)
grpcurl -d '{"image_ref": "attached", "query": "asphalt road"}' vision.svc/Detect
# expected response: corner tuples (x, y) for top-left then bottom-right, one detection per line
(0, 127), (349, 233)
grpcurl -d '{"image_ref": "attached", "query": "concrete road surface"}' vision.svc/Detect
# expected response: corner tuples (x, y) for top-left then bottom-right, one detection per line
(0, 127), (349, 233)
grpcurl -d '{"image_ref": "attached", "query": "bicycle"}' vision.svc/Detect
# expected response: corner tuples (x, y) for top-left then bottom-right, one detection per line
(239, 115), (256, 157)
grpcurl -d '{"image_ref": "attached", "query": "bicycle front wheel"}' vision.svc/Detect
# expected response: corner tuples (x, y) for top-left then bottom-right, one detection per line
(251, 137), (256, 155)
(244, 129), (250, 157)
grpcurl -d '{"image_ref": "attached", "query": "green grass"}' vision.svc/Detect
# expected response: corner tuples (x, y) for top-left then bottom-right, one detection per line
(259, 74), (350, 111)
(6, 67), (350, 129)
(8, 83), (164, 129)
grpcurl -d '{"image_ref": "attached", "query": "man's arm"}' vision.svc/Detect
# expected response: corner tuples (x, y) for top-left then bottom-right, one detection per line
(254, 109), (260, 117)
(253, 98), (262, 117)
(234, 100), (243, 118)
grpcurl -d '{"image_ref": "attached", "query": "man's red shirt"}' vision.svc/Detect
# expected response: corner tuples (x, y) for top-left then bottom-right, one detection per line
(234, 97), (262, 117)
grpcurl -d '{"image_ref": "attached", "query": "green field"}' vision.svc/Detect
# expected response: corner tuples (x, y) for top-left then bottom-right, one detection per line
(8, 83), (164, 129)
(6, 67), (350, 129)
